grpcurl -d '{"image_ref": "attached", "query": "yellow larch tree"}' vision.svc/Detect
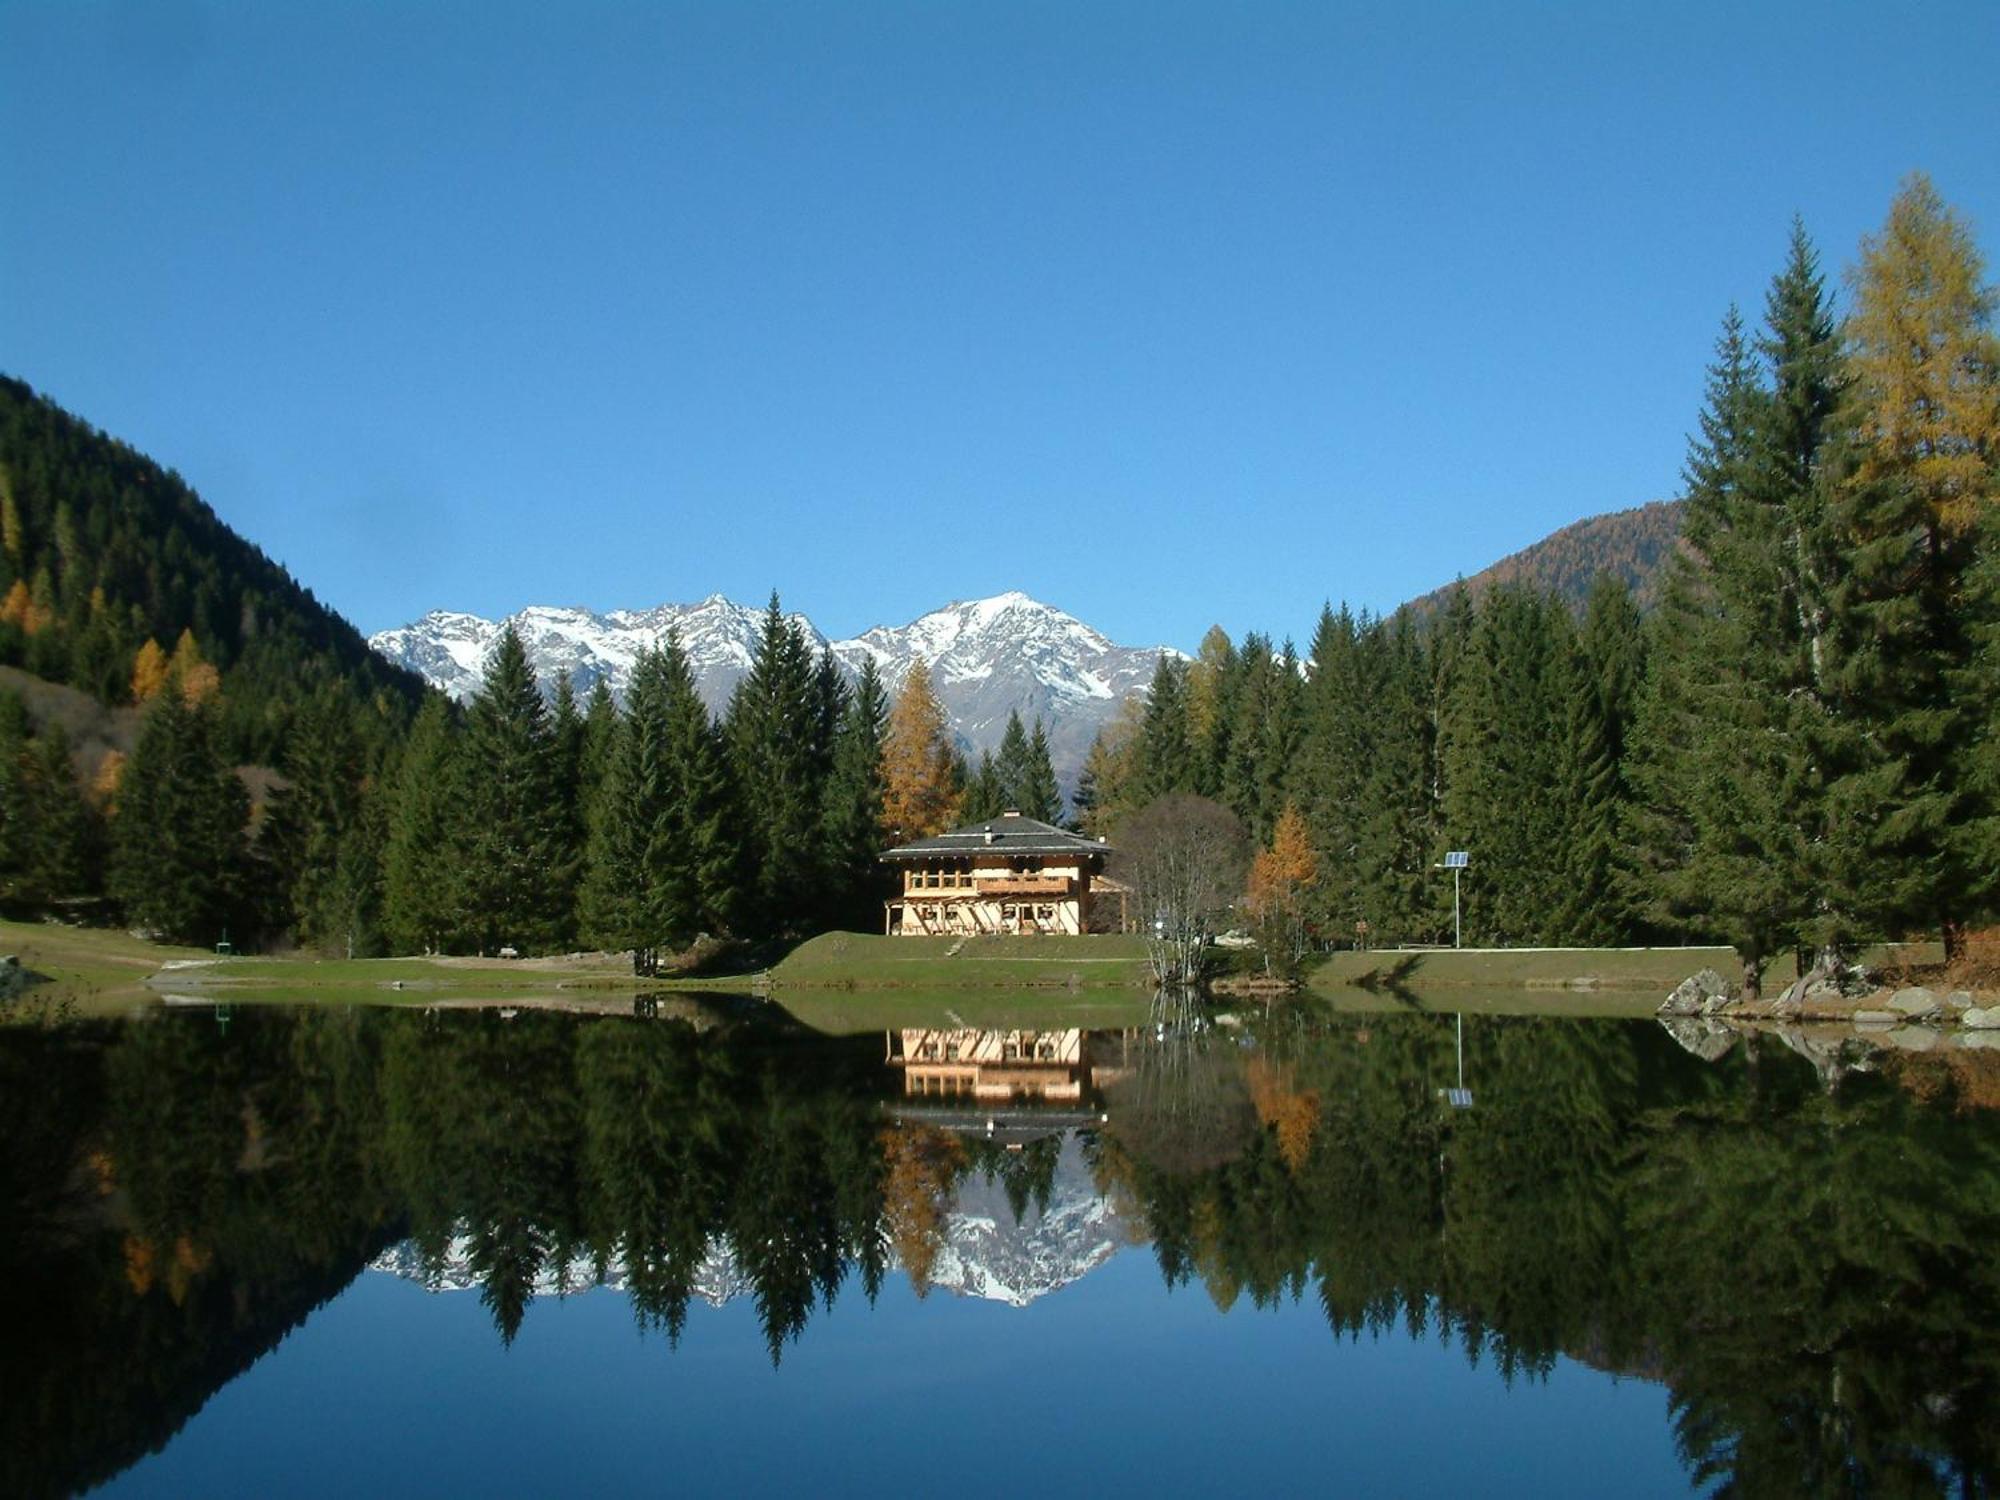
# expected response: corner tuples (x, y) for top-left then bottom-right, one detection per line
(170, 629), (221, 706)
(1247, 802), (1319, 974)
(131, 639), (170, 702)
(1845, 172), (2000, 538)
(880, 658), (960, 839)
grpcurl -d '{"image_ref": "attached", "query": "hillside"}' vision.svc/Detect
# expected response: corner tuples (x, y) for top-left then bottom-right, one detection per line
(0, 376), (425, 756)
(1408, 499), (1686, 614)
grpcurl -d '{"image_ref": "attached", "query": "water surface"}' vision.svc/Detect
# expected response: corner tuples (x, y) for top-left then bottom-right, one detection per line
(4, 995), (1996, 1497)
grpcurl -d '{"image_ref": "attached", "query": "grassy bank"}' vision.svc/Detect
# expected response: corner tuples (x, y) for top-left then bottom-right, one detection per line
(2, 919), (209, 1003)
(1310, 945), (1746, 994)
(1310, 941), (1944, 995)
(765, 932), (1154, 990)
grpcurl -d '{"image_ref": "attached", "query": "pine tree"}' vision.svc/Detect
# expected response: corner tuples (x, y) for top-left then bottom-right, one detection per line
(1834, 175), (2000, 949)
(727, 594), (828, 936)
(1352, 613), (1436, 945)
(1019, 719), (1063, 825)
(1135, 654), (1194, 802)
(264, 689), (372, 952)
(14, 723), (97, 906)
(1185, 625), (1237, 797)
(880, 657), (960, 840)
(1294, 605), (1374, 933)
(818, 656), (889, 930)
(546, 673), (586, 947)
(988, 710), (1059, 820)
(111, 689), (247, 944)
(960, 748), (1005, 823)
(1626, 239), (1855, 984)
(994, 711), (1033, 812)
(382, 694), (460, 954)
(1439, 587), (1568, 944)
(0, 691), (24, 898)
(452, 625), (571, 954)
(657, 636), (744, 949)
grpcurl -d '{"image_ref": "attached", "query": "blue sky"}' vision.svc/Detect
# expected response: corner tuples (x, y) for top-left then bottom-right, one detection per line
(3, 2), (1995, 650)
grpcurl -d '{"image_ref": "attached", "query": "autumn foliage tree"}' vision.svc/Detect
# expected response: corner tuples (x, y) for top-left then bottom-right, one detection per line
(878, 1123), (964, 1297)
(1247, 802), (1319, 974)
(880, 658), (960, 840)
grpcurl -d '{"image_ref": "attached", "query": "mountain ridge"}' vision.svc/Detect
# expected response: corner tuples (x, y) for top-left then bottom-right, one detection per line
(370, 589), (1179, 781)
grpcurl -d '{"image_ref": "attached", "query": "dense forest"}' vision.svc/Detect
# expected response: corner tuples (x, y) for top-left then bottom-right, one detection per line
(5, 1002), (1997, 1498)
(1079, 174), (2000, 988)
(2, 175), (1996, 988)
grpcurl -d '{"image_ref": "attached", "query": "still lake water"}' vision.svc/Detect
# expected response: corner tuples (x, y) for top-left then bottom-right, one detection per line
(4, 994), (1997, 1497)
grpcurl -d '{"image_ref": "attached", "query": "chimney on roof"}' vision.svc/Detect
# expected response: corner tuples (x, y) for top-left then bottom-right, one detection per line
(983, 825), (995, 845)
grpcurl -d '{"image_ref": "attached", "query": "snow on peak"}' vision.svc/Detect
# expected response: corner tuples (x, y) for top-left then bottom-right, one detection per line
(369, 591), (1184, 787)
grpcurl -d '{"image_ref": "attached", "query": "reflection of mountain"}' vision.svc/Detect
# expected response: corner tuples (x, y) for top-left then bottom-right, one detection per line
(370, 1132), (1133, 1311)
(930, 1133), (1135, 1307)
(368, 1235), (754, 1307)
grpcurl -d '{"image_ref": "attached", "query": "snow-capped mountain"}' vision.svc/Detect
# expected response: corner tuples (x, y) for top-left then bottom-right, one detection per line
(368, 591), (1180, 781)
(922, 1130), (1136, 1307)
(368, 1131), (1133, 1311)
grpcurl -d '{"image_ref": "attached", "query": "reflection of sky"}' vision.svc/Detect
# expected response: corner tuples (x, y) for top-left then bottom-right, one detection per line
(95, 1257), (1690, 1498)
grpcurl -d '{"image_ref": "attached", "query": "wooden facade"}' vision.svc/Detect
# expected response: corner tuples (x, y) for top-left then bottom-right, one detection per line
(880, 812), (1111, 937)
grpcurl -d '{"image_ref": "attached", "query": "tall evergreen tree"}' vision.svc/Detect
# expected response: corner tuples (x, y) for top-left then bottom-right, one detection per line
(1135, 654), (1194, 802)
(818, 656), (889, 930)
(1019, 719), (1063, 825)
(727, 594), (827, 936)
(13, 723), (96, 907)
(1833, 175), (2000, 950)
(382, 694), (461, 955)
(959, 748), (1005, 823)
(452, 626), (571, 954)
(263, 688), (374, 953)
(111, 688), (247, 944)
(1627, 236), (1855, 983)
(583, 640), (741, 965)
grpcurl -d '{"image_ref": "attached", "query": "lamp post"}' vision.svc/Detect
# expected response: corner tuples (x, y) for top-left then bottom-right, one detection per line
(1432, 851), (1470, 949)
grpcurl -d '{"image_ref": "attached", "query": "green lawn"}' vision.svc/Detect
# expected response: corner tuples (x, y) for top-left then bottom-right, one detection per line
(1, 918), (212, 1014)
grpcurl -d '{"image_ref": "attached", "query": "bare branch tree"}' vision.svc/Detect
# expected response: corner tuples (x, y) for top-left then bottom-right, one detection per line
(1110, 794), (1251, 986)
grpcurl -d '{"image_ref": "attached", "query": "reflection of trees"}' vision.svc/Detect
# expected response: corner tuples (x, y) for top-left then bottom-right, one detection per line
(1107, 1006), (2000, 1494)
(10, 1002), (2000, 1497)
(576, 1021), (738, 1341)
(964, 1133), (1062, 1225)
(879, 1123), (965, 1299)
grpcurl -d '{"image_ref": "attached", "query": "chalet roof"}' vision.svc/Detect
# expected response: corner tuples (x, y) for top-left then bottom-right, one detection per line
(880, 811), (1111, 861)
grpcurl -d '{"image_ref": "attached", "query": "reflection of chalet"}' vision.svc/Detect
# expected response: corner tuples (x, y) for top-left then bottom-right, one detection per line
(881, 812), (1111, 936)
(888, 1028), (1087, 1101)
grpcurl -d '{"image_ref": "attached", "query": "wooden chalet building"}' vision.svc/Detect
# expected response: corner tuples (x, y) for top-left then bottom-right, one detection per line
(881, 811), (1112, 937)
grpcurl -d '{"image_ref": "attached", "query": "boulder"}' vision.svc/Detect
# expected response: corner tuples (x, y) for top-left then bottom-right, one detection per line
(0, 955), (48, 1003)
(1888, 986), (1942, 1021)
(1963, 1006), (2000, 1030)
(1944, 991), (1974, 1013)
(1659, 1016), (1741, 1062)
(1779, 959), (1878, 1015)
(1853, 1010), (1901, 1028)
(1661, 968), (1736, 1017)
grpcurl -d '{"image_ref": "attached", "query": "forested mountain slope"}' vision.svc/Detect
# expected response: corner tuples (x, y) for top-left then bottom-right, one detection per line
(1408, 499), (1686, 614)
(0, 376), (424, 756)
